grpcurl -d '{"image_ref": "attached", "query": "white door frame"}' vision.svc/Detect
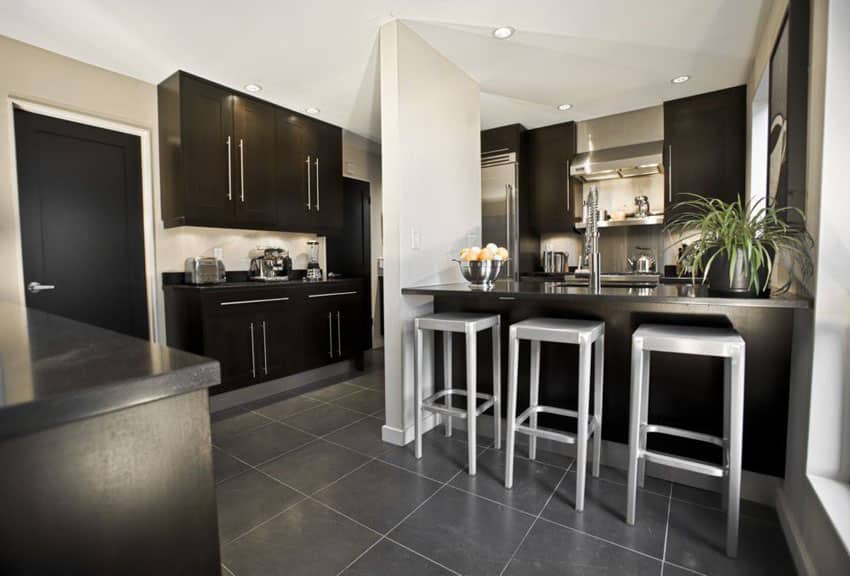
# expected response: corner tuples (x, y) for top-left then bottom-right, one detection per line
(7, 98), (159, 342)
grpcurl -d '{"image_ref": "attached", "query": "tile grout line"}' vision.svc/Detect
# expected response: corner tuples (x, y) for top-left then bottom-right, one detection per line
(535, 514), (666, 564)
(660, 482), (673, 575)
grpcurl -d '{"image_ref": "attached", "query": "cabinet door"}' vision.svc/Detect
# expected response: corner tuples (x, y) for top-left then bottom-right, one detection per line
(234, 96), (277, 227)
(528, 122), (576, 233)
(664, 86), (746, 222)
(181, 76), (234, 225)
(252, 298), (294, 379)
(335, 294), (364, 358)
(294, 296), (335, 372)
(204, 310), (261, 391)
(275, 111), (317, 232)
(313, 122), (343, 231)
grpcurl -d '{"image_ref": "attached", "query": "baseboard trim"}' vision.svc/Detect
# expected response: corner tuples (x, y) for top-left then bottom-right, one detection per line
(382, 413), (439, 446)
(776, 487), (816, 576)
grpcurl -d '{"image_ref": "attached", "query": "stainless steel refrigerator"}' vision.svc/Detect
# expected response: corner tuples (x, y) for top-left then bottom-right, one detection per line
(481, 151), (519, 280)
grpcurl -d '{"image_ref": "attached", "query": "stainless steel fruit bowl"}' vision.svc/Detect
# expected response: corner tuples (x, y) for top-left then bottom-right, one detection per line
(453, 259), (508, 286)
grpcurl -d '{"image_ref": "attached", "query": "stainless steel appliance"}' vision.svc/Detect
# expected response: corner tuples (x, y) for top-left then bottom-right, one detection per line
(481, 151), (519, 280)
(634, 195), (650, 217)
(306, 240), (322, 281)
(583, 185), (602, 293)
(250, 247), (292, 281)
(569, 141), (664, 182)
(542, 247), (569, 273)
(627, 246), (657, 273)
(184, 256), (226, 285)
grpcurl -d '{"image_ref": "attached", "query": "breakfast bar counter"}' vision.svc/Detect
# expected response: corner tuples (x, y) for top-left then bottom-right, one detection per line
(402, 280), (810, 478)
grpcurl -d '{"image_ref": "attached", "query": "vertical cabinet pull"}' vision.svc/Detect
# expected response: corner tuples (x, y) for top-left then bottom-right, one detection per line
(315, 157), (320, 211)
(306, 155), (312, 210)
(226, 136), (233, 201)
(261, 321), (268, 375)
(565, 160), (571, 212)
(667, 144), (673, 203)
(336, 311), (342, 357)
(327, 312), (333, 358)
(239, 138), (246, 203)
(249, 322), (256, 378)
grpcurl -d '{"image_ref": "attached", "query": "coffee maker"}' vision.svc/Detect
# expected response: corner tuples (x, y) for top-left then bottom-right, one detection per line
(250, 247), (292, 281)
(305, 240), (323, 281)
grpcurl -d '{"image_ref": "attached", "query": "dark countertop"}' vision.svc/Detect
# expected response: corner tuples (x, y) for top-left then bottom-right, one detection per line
(402, 280), (811, 309)
(164, 276), (363, 292)
(0, 302), (220, 439)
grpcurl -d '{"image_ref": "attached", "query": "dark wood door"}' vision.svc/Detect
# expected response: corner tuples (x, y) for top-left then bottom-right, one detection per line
(313, 122), (343, 230)
(335, 294), (364, 358)
(275, 111), (317, 231)
(295, 295), (335, 372)
(234, 96), (277, 227)
(528, 121), (576, 233)
(664, 85), (746, 221)
(14, 108), (149, 340)
(181, 75), (235, 225)
(252, 299), (292, 379)
(204, 309), (261, 388)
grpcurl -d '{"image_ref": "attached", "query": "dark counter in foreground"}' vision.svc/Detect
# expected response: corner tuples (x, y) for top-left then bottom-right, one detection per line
(0, 302), (221, 575)
(402, 280), (808, 478)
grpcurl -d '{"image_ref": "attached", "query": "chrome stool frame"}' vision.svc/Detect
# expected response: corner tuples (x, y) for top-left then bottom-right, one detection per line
(627, 324), (745, 557)
(505, 318), (605, 512)
(414, 313), (501, 476)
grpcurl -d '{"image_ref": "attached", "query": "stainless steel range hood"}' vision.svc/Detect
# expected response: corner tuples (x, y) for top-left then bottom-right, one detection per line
(569, 140), (664, 182)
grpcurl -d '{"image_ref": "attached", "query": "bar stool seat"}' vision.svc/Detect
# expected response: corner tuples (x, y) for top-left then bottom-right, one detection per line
(415, 312), (501, 476)
(505, 317), (605, 512)
(627, 324), (745, 557)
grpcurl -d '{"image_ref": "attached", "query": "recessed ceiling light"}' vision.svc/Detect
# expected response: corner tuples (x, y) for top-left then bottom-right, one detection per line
(493, 26), (515, 39)
(306, 107), (320, 115)
(671, 75), (690, 84)
(244, 83), (262, 92)
(557, 103), (573, 111)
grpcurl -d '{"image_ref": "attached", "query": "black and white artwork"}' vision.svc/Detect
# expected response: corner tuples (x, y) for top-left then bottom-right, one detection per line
(768, 16), (789, 206)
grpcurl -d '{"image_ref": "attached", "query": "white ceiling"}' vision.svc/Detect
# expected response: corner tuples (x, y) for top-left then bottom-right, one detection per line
(0, 0), (769, 142)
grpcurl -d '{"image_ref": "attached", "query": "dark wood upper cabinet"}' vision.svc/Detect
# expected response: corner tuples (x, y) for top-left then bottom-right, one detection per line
(663, 85), (746, 221)
(158, 71), (343, 233)
(527, 121), (577, 233)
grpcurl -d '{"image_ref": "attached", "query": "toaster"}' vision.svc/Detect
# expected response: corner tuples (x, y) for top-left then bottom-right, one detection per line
(184, 257), (226, 284)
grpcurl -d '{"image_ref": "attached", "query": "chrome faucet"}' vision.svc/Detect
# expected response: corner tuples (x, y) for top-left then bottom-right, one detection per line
(584, 185), (602, 293)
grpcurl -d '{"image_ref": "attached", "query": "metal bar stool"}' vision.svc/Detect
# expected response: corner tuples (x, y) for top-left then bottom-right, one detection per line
(414, 312), (501, 476)
(505, 318), (605, 512)
(627, 324), (745, 557)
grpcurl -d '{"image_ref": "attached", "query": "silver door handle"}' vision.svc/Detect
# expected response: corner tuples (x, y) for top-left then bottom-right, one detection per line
(306, 155), (312, 210)
(336, 311), (342, 356)
(27, 281), (55, 294)
(220, 296), (290, 307)
(249, 322), (256, 378)
(667, 144), (673, 203)
(566, 160), (571, 211)
(315, 157), (320, 211)
(261, 321), (268, 375)
(308, 291), (358, 299)
(328, 312), (334, 358)
(226, 136), (233, 201)
(239, 138), (245, 202)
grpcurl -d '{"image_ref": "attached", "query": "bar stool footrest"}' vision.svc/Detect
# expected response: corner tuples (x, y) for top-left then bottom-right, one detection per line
(643, 424), (724, 447)
(642, 450), (726, 478)
(514, 406), (599, 445)
(422, 389), (495, 419)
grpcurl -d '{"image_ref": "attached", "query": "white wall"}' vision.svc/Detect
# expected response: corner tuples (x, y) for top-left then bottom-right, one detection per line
(380, 20), (481, 444)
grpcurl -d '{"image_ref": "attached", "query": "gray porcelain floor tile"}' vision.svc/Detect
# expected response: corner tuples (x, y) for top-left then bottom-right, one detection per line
(542, 472), (669, 558)
(378, 432), (476, 482)
(211, 408), (270, 441)
(314, 460), (441, 533)
(670, 483), (779, 524)
(222, 499), (379, 576)
(332, 389), (385, 415)
(283, 403), (364, 436)
(305, 381), (364, 402)
(450, 448), (565, 515)
(341, 538), (453, 575)
(592, 464), (672, 497)
(390, 485), (534, 576)
(346, 370), (386, 391)
(213, 447), (250, 483)
(216, 469), (303, 543)
(259, 439), (369, 494)
(216, 422), (315, 465)
(661, 563), (701, 576)
(251, 394), (325, 421)
(505, 519), (663, 576)
(324, 417), (392, 457)
(664, 499), (795, 576)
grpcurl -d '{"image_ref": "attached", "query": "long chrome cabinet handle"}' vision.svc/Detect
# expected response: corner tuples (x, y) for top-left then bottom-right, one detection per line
(565, 160), (571, 211)
(261, 321), (268, 375)
(315, 157), (320, 211)
(328, 312), (334, 358)
(220, 297), (290, 306)
(667, 144), (673, 203)
(239, 138), (245, 202)
(306, 155), (312, 210)
(226, 136), (233, 201)
(308, 291), (358, 299)
(249, 322), (256, 378)
(336, 311), (342, 356)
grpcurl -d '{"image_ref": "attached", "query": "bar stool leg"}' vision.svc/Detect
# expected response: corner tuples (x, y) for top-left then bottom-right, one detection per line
(592, 334), (604, 478)
(443, 333), (453, 438)
(575, 340), (592, 512)
(637, 347), (651, 488)
(528, 340), (541, 460)
(505, 328), (519, 489)
(492, 323), (502, 450)
(726, 351), (745, 557)
(466, 327), (478, 476)
(627, 340), (646, 525)
(722, 357), (731, 512)
(414, 325), (425, 460)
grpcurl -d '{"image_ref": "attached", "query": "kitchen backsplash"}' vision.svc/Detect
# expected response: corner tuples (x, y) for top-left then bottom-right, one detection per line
(540, 228), (687, 272)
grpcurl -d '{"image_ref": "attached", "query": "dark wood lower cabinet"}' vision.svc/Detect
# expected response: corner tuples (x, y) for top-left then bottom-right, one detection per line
(165, 280), (367, 394)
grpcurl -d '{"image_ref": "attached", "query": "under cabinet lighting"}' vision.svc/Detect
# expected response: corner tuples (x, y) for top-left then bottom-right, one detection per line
(244, 83), (262, 92)
(306, 107), (320, 115)
(493, 26), (515, 39)
(671, 75), (690, 84)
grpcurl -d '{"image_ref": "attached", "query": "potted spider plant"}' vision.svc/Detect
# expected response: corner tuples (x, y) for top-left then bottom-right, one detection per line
(665, 194), (813, 297)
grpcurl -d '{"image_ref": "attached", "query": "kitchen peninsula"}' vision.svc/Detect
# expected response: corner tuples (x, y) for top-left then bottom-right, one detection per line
(402, 280), (810, 477)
